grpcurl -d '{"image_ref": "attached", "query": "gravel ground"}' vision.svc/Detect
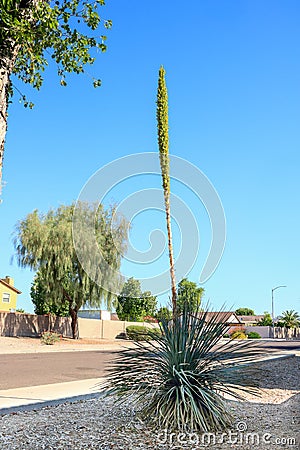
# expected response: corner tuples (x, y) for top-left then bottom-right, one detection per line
(0, 356), (299, 449)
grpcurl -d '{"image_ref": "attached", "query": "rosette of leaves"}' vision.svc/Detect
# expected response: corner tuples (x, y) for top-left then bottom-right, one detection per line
(101, 304), (265, 432)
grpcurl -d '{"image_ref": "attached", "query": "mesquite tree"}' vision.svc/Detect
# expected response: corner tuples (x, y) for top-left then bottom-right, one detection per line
(156, 66), (177, 315)
(13, 202), (129, 338)
(0, 0), (111, 194)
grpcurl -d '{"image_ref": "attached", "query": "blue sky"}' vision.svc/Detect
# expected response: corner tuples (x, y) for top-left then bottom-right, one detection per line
(1, 0), (299, 316)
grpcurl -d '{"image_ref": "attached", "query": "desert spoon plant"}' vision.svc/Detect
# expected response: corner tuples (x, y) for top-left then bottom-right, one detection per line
(102, 303), (264, 431)
(101, 68), (265, 432)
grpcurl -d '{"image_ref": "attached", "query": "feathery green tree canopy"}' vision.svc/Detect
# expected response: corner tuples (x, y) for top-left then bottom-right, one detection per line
(14, 202), (129, 338)
(30, 269), (70, 316)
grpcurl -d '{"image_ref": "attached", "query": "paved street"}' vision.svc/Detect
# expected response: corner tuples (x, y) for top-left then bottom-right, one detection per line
(0, 350), (117, 390)
(0, 340), (299, 391)
(252, 340), (300, 352)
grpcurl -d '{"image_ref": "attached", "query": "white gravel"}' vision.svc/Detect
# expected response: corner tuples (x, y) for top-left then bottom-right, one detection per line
(0, 356), (299, 449)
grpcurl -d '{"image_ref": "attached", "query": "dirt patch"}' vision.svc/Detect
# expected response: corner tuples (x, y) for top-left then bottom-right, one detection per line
(0, 336), (133, 354)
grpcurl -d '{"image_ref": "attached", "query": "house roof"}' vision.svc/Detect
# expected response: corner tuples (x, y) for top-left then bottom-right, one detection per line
(237, 315), (264, 323)
(0, 279), (22, 294)
(195, 311), (241, 324)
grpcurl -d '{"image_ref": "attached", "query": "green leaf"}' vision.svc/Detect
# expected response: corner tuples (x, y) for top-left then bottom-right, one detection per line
(93, 78), (101, 88)
(1, 0), (112, 98)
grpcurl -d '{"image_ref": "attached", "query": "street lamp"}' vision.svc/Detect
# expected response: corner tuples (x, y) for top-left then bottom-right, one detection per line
(271, 285), (287, 337)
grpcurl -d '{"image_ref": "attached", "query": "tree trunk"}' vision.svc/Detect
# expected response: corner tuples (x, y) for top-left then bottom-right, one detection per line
(0, 68), (10, 197)
(62, 288), (79, 339)
(69, 306), (79, 340)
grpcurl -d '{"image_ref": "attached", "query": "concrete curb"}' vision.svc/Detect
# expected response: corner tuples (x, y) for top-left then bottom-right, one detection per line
(0, 377), (105, 415)
(251, 352), (297, 362)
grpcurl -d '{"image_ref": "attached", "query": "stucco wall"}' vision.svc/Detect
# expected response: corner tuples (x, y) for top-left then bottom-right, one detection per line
(78, 318), (159, 339)
(77, 317), (101, 339)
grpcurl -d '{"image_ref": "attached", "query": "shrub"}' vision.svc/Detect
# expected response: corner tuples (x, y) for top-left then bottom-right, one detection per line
(41, 331), (61, 345)
(102, 306), (265, 432)
(223, 333), (230, 338)
(126, 325), (161, 341)
(156, 306), (172, 322)
(247, 331), (261, 339)
(230, 330), (248, 339)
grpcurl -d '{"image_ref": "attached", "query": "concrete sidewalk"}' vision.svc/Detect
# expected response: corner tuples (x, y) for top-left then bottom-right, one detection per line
(0, 377), (104, 415)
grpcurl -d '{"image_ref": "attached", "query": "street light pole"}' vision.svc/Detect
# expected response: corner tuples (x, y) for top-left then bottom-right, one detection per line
(271, 285), (287, 337)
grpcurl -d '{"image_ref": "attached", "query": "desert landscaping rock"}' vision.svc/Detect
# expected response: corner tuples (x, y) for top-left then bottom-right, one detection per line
(0, 356), (299, 449)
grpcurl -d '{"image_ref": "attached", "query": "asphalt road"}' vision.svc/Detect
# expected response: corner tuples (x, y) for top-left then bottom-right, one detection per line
(252, 340), (300, 352)
(0, 341), (299, 391)
(0, 350), (118, 390)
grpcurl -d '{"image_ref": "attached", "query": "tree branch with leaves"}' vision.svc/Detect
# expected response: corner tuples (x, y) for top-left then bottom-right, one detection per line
(0, 0), (112, 194)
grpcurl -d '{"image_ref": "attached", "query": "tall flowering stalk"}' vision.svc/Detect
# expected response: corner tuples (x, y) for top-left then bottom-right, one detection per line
(156, 66), (177, 315)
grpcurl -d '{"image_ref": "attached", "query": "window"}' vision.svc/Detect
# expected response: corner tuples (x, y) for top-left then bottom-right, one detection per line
(2, 293), (10, 303)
